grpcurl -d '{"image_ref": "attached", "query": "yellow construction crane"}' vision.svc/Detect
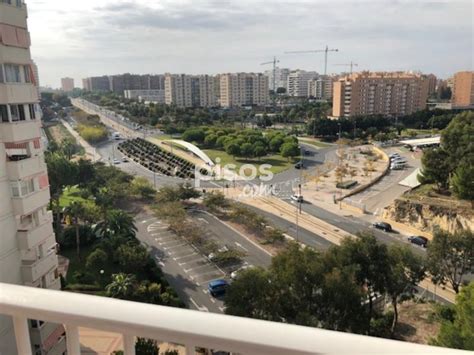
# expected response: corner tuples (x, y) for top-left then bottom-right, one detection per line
(334, 61), (359, 74)
(285, 45), (339, 75)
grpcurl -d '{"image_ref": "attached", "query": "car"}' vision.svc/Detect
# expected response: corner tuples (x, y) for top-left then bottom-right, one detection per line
(391, 156), (406, 162)
(290, 194), (303, 203)
(208, 279), (229, 297)
(230, 264), (254, 280)
(303, 150), (311, 156)
(294, 162), (304, 169)
(373, 222), (393, 232)
(121, 156), (128, 162)
(113, 159), (120, 164)
(208, 246), (229, 261)
(408, 236), (428, 248)
(390, 163), (405, 170)
(389, 153), (400, 158)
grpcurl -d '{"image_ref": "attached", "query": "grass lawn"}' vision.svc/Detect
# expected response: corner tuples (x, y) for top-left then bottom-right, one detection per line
(203, 149), (297, 175)
(298, 137), (333, 148)
(59, 186), (95, 209)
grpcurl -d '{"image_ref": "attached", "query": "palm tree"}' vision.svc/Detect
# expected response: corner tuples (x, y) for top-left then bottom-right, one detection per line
(95, 209), (137, 239)
(64, 200), (86, 260)
(106, 273), (136, 299)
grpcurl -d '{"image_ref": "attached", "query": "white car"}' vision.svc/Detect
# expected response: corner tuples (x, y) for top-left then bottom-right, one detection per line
(230, 264), (254, 280)
(113, 159), (121, 164)
(390, 163), (405, 170)
(290, 194), (303, 203)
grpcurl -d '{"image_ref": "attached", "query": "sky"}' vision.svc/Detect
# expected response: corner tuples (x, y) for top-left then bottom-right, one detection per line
(27, 0), (473, 88)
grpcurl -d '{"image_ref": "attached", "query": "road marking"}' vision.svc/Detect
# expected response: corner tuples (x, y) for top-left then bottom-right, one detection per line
(210, 298), (216, 303)
(178, 258), (204, 266)
(173, 253), (198, 261)
(198, 217), (209, 224)
(234, 242), (248, 252)
(202, 289), (209, 294)
(184, 264), (214, 273)
(190, 298), (209, 312)
(163, 243), (187, 250)
(218, 306), (225, 313)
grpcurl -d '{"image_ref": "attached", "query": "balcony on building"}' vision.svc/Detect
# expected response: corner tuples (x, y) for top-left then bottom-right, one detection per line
(0, 283), (463, 355)
(11, 187), (50, 216)
(21, 251), (58, 283)
(6, 153), (45, 180)
(0, 118), (40, 143)
(17, 210), (54, 250)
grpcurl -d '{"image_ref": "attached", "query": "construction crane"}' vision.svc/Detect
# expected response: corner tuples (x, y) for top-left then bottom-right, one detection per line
(261, 56), (280, 92)
(334, 61), (359, 74)
(285, 45), (339, 75)
(261, 56), (279, 106)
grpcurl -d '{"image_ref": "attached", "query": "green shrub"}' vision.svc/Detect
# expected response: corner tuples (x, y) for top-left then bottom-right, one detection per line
(58, 225), (96, 249)
(77, 124), (108, 143)
(64, 283), (101, 292)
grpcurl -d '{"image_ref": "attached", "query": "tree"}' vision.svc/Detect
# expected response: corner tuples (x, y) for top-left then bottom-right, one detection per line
(130, 176), (156, 200)
(385, 245), (425, 335)
(225, 142), (241, 157)
(203, 191), (228, 212)
(95, 209), (137, 239)
(451, 160), (474, 205)
(427, 229), (474, 294)
(135, 338), (159, 355)
(432, 281), (474, 350)
(86, 248), (108, 271)
(116, 244), (149, 274)
(441, 111), (474, 172)
(64, 201), (86, 259)
(280, 142), (299, 161)
(240, 142), (254, 159)
(106, 273), (136, 299)
(417, 148), (450, 191)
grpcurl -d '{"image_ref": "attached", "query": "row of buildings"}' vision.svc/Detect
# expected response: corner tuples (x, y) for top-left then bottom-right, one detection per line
(82, 73), (269, 108)
(0, 1), (65, 354)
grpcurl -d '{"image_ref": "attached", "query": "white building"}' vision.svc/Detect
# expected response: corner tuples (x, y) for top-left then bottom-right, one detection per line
(0, 1), (65, 354)
(264, 67), (290, 92)
(124, 89), (166, 103)
(219, 73), (269, 108)
(287, 70), (318, 97)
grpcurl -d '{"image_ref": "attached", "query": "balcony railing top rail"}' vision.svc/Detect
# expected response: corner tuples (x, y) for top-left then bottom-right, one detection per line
(0, 283), (469, 355)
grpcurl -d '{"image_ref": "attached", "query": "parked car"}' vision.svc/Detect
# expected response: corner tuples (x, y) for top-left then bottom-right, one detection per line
(294, 162), (304, 169)
(113, 159), (121, 164)
(408, 236), (428, 248)
(290, 194), (303, 203)
(373, 222), (393, 232)
(230, 264), (254, 280)
(208, 279), (229, 297)
(391, 157), (407, 163)
(121, 156), (128, 162)
(389, 153), (400, 158)
(390, 163), (406, 170)
(208, 246), (229, 261)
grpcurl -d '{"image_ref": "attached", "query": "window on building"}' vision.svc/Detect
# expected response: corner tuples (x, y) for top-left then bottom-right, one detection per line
(10, 105), (19, 121)
(0, 105), (8, 122)
(18, 104), (25, 120)
(28, 104), (36, 119)
(23, 65), (31, 83)
(4, 64), (21, 83)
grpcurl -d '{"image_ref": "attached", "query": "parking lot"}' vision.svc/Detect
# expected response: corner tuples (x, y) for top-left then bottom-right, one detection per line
(147, 221), (226, 287)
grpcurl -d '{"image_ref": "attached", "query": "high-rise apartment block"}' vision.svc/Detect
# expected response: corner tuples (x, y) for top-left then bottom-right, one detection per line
(264, 67), (290, 91)
(452, 71), (474, 107)
(0, 1), (65, 354)
(82, 74), (165, 94)
(82, 75), (110, 91)
(124, 89), (165, 104)
(60, 77), (74, 92)
(164, 74), (219, 108)
(219, 73), (269, 108)
(287, 70), (318, 97)
(308, 76), (334, 100)
(332, 71), (430, 118)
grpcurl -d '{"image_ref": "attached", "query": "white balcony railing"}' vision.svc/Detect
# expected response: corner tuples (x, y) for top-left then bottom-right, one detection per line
(0, 283), (467, 355)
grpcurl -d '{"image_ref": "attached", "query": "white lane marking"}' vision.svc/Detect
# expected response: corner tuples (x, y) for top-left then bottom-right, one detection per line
(234, 242), (248, 252)
(202, 289), (208, 295)
(210, 298), (216, 303)
(218, 307), (225, 313)
(178, 258), (204, 266)
(163, 244), (188, 250)
(173, 253), (198, 261)
(184, 264), (214, 273)
(190, 298), (209, 312)
(198, 217), (209, 224)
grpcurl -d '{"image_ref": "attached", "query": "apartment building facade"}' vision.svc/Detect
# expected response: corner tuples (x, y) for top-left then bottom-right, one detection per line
(164, 74), (219, 108)
(60, 77), (74, 92)
(82, 75), (110, 91)
(264, 67), (290, 91)
(124, 89), (165, 103)
(287, 70), (318, 97)
(0, 1), (65, 354)
(220, 73), (269, 108)
(308, 75), (334, 100)
(332, 71), (430, 118)
(452, 71), (474, 107)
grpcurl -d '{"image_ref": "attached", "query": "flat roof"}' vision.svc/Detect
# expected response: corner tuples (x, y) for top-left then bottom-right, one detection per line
(399, 136), (441, 146)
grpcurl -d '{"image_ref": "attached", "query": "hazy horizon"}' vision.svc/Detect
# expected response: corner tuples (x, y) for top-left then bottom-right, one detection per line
(28, 0), (473, 88)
